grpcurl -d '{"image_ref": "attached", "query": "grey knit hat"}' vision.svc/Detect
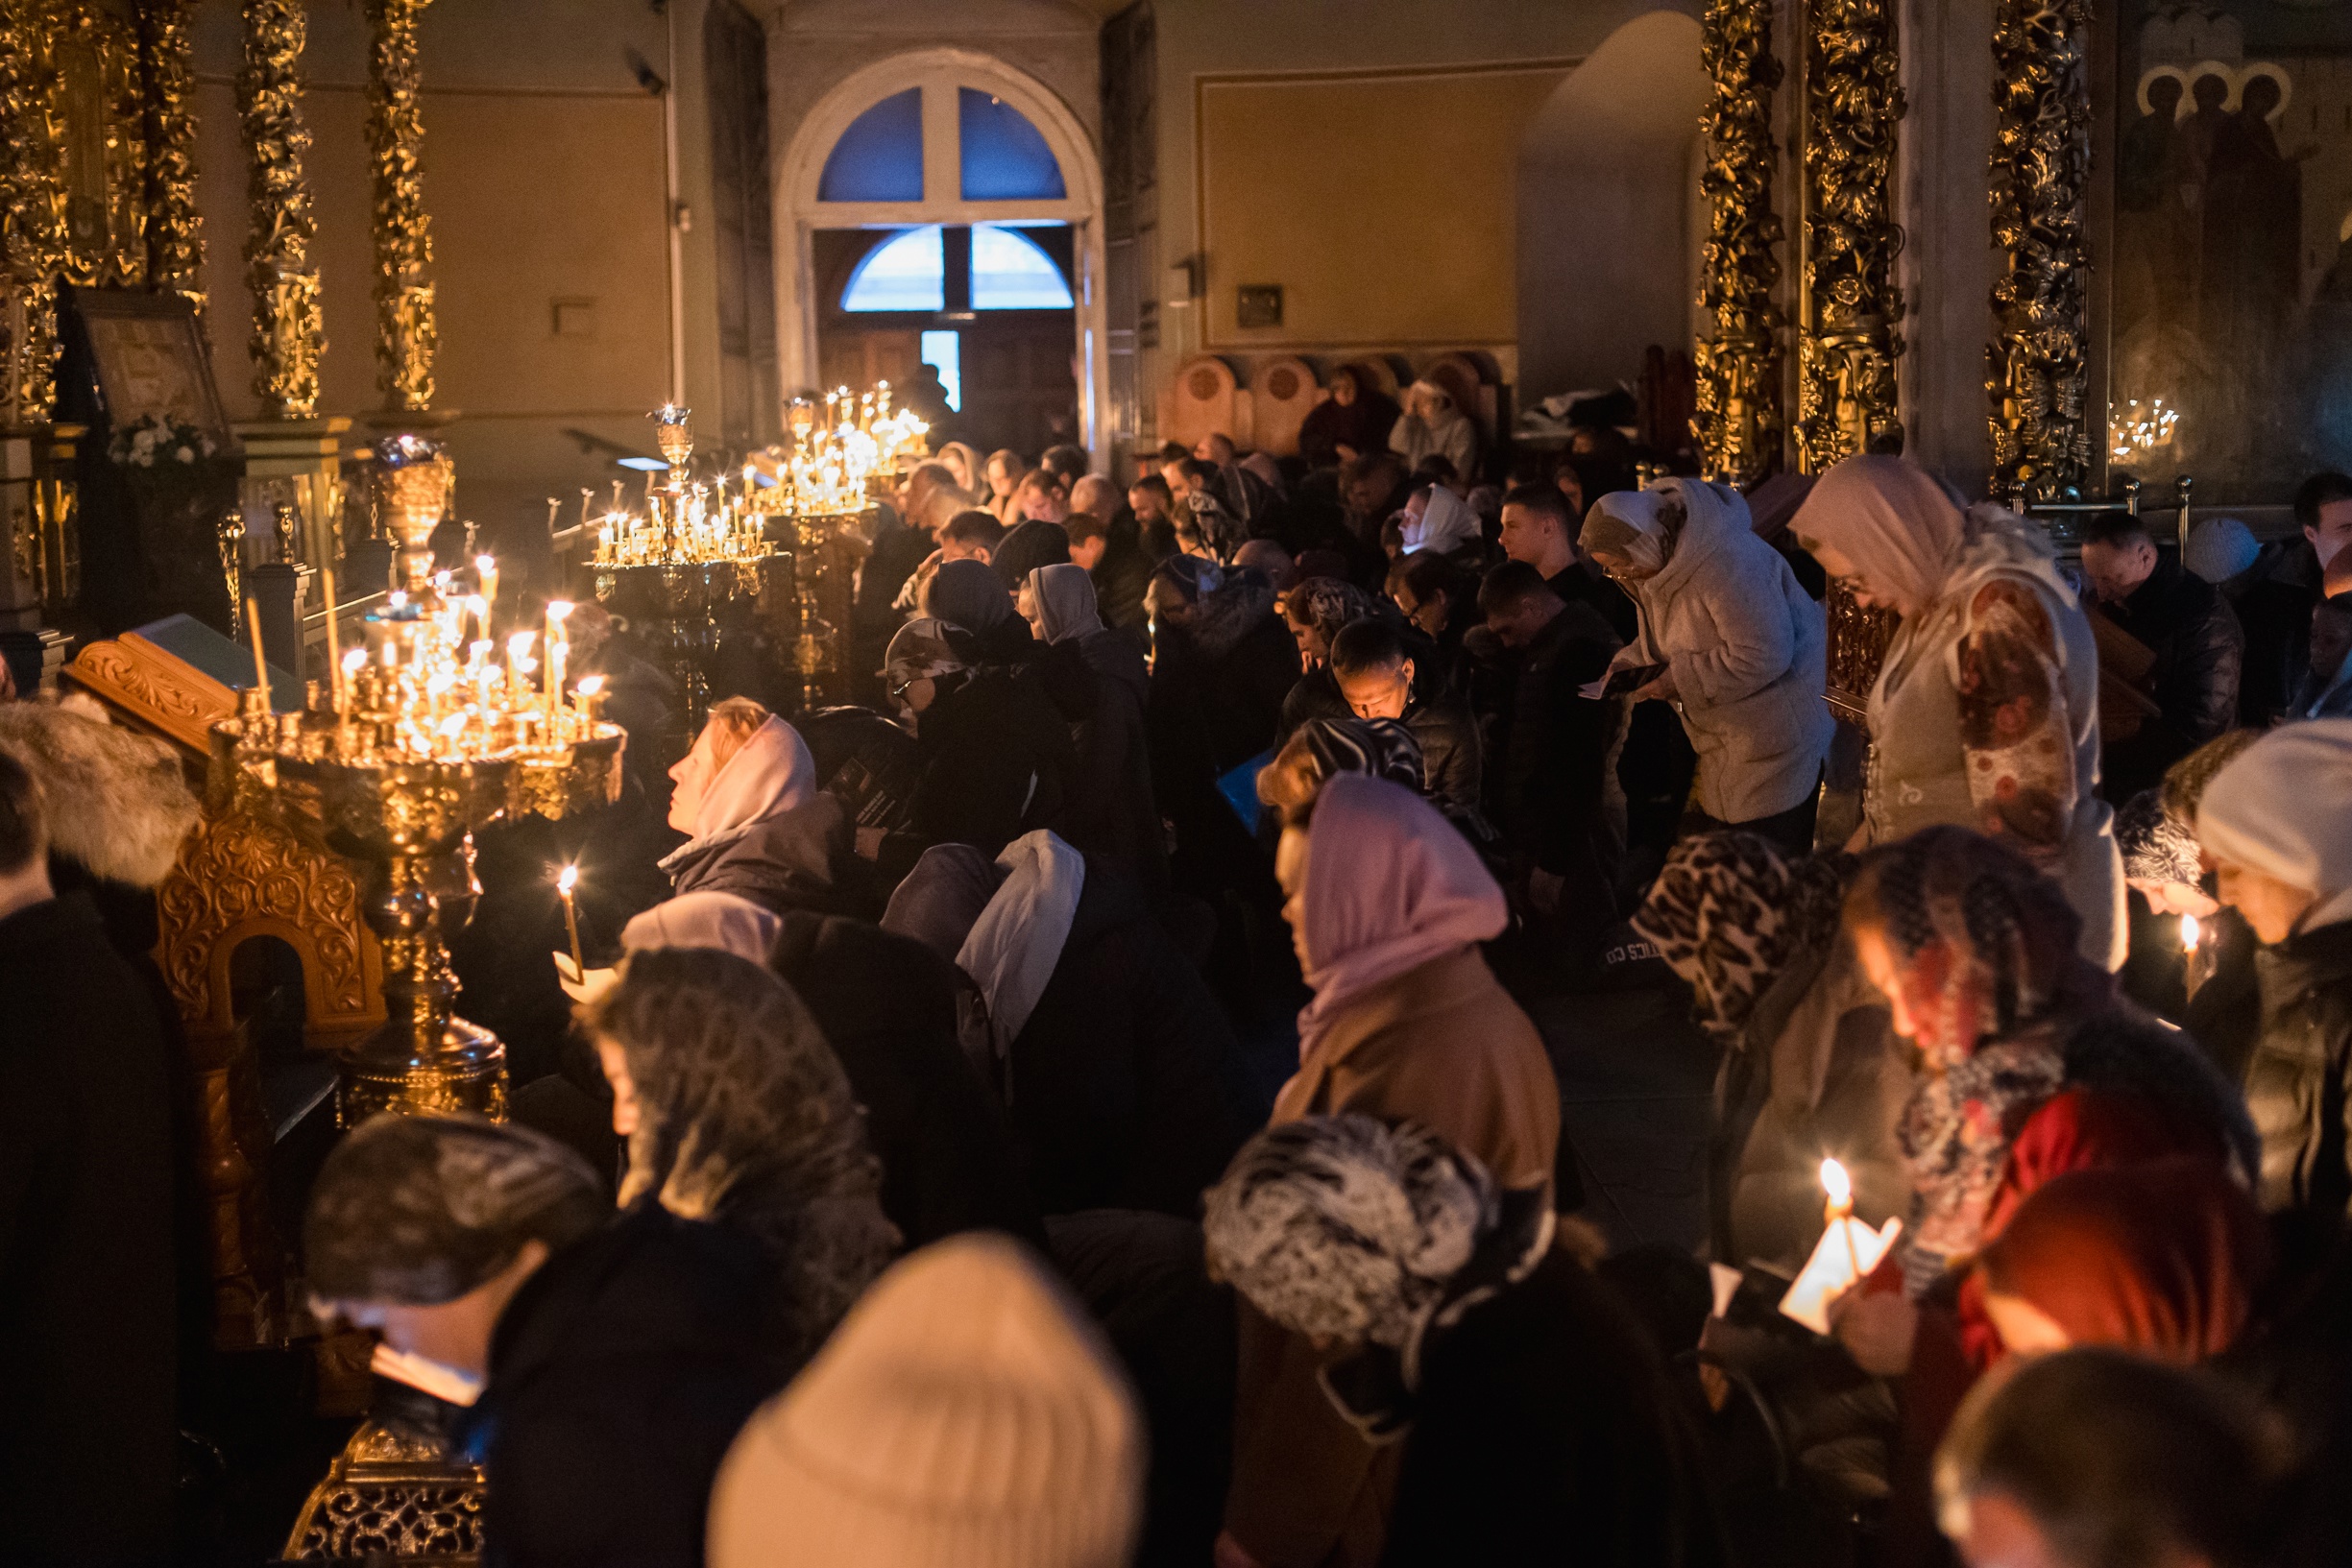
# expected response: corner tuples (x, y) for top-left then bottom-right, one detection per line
(2184, 516), (2261, 586)
(304, 1114), (609, 1306)
(1202, 1115), (1493, 1349)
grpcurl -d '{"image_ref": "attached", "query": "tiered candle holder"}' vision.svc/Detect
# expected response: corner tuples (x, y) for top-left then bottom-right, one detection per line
(218, 436), (625, 1123)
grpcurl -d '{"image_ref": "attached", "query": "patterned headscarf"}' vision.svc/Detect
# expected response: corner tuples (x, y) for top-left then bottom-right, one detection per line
(882, 616), (968, 689)
(1288, 576), (1379, 658)
(1855, 827), (2096, 1283)
(1578, 488), (1686, 578)
(1631, 832), (1855, 1048)
(1295, 716), (1425, 794)
(303, 1114), (608, 1307)
(2114, 789), (2203, 889)
(582, 947), (899, 1363)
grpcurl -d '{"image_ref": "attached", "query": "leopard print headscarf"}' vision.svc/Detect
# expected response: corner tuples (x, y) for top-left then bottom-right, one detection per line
(1631, 832), (1854, 1048)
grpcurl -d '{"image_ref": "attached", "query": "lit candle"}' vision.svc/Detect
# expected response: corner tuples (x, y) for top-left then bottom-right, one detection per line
(2180, 913), (2202, 954)
(1821, 1157), (1861, 1281)
(321, 567), (343, 714)
(574, 672), (606, 727)
(245, 597), (271, 713)
(557, 863), (583, 973)
(545, 600), (572, 727)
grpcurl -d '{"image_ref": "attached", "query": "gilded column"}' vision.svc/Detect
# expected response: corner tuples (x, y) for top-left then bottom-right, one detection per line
(1694, 0), (1785, 486)
(237, 0), (323, 420)
(1795, 0), (1906, 472)
(137, 0), (205, 316)
(364, 0), (435, 415)
(0, 0), (69, 424)
(1987, 0), (2092, 504)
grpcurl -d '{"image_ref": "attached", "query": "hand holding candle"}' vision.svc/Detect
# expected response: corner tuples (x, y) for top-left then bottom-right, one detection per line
(556, 863), (583, 973)
(1779, 1155), (1903, 1336)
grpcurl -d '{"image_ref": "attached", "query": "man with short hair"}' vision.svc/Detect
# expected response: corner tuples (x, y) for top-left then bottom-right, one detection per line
(1329, 617), (1482, 820)
(1013, 469), (1070, 525)
(1069, 472), (1119, 527)
(1039, 443), (1089, 487)
(2080, 509), (2243, 800)
(938, 509), (1004, 567)
(1476, 562), (1624, 943)
(2291, 594), (2352, 721)
(1498, 482), (1635, 642)
(306, 1114), (790, 1568)
(0, 746), (179, 1565)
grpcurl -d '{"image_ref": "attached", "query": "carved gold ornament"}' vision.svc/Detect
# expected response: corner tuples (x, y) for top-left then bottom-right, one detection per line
(238, 0), (324, 420)
(1987, 0), (2093, 503)
(1694, 0), (1786, 486)
(364, 0), (436, 413)
(135, 0), (204, 319)
(1797, 0), (1907, 472)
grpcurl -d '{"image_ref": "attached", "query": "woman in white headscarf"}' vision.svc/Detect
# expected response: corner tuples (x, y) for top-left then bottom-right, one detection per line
(656, 697), (851, 913)
(1792, 454), (2122, 965)
(1581, 477), (1831, 852)
(1388, 379), (1478, 483)
(1398, 484), (1482, 561)
(1023, 563), (1166, 891)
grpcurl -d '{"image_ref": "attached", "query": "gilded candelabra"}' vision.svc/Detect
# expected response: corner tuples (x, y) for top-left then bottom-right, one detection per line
(220, 436), (621, 1125)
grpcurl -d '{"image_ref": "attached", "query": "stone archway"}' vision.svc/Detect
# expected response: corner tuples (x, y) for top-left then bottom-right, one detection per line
(775, 48), (1111, 468)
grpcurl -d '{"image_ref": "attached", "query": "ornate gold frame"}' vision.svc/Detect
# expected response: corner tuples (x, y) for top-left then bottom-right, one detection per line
(1988, 0), (2093, 503)
(1796, 0), (1906, 472)
(1694, 0), (1785, 486)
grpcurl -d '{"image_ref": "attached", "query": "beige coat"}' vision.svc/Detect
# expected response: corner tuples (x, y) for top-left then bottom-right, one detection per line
(1227, 947), (1561, 1568)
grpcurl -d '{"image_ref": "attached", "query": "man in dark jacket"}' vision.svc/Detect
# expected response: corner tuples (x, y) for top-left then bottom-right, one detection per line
(2081, 511), (2244, 801)
(306, 1114), (788, 1568)
(0, 747), (179, 1568)
(1327, 617), (1482, 824)
(1478, 562), (1625, 948)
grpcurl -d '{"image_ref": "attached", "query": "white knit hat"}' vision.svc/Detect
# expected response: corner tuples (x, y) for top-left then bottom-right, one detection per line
(707, 1234), (1144, 1568)
(2184, 516), (2262, 585)
(2196, 719), (2352, 926)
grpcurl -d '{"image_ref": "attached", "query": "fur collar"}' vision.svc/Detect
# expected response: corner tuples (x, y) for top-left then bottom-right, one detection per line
(0, 696), (199, 887)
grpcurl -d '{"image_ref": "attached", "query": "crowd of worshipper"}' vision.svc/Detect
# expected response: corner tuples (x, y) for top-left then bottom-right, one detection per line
(10, 384), (2352, 1568)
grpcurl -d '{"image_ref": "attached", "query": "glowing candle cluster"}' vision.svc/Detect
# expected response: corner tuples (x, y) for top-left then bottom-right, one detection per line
(589, 404), (776, 568)
(241, 569), (615, 768)
(751, 381), (930, 520)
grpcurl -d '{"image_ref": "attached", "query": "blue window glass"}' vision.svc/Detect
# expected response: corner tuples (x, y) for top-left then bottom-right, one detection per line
(921, 330), (962, 412)
(841, 228), (945, 312)
(818, 88), (923, 203)
(972, 224), (1074, 310)
(958, 87), (1066, 201)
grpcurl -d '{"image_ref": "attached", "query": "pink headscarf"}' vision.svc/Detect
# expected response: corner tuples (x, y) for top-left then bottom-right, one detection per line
(1789, 453), (1968, 615)
(1293, 773), (1508, 1060)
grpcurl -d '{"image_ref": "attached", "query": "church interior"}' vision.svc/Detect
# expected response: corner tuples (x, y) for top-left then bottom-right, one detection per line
(6, 2), (2352, 1567)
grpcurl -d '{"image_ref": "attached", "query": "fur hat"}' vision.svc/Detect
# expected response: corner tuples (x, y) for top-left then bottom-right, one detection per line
(708, 1234), (1142, 1568)
(1202, 1115), (1493, 1350)
(0, 695), (198, 886)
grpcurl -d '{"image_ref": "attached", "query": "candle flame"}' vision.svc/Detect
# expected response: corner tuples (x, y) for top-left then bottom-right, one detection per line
(507, 631), (536, 658)
(557, 864), (578, 895)
(474, 554), (495, 573)
(2180, 913), (2202, 953)
(547, 599), (573, 624)
(1820, 1157), (1853, 1207)
(576, 674), (605, 696)
(341, 648), (366, 674)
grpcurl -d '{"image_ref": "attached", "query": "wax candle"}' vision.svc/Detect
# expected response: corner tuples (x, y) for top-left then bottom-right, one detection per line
(557, 863), (583, 972)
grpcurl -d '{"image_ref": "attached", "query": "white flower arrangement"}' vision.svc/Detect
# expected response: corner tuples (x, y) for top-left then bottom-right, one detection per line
(109, 413), (217, 469)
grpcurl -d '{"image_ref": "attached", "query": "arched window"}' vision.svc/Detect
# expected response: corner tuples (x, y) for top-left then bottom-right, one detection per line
(958, 88), (1065, 201)
(816, 87), (923, 204)
(840, 224), (1074, 312)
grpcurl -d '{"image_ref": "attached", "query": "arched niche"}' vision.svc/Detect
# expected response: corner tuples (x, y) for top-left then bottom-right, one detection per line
(1516, 11), (1710, 404)
(776, 48), (1109, 468)
(1166, 353), (1243, 453)
(1249, 357), (1321, 457)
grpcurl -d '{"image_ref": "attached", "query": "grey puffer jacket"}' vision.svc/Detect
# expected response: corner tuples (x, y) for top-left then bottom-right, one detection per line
(1619, 479), (1833, 824)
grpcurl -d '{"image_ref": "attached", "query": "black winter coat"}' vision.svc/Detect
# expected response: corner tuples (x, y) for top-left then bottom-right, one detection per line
(913, 663), (1078, 856)
(2244, 919), (2352, 1229)
(2225, 539), (2324, 728)
(468, 1204), (789, 1568)
(769, 909), (1049, 1251)
(2098, 553), (2245, 801)
(1011, 863), (1257, 1216)
(1493, 602), (1622, 886)
(1378, 1245), (1725, 1568)
(1043, 633), (1169, 896)
(1400, 694), (1482, 822)
(0, 894), (178, 1568)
